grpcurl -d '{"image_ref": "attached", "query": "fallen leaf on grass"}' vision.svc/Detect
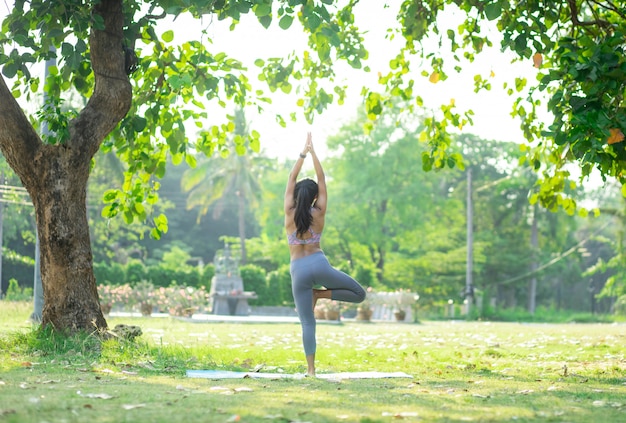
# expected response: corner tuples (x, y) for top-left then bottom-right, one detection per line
(547, 386), (558, 391)
(77, 391), (114, 400)
(234, 387), (253, 392)
(382, 411), (419, 418)
(19, 383), (31, 389)
(472, 394), (490, 399)
(39, 380), (60, 384)
(122, 404), (146, 410)
(137, 361), (156, 370)
(516, 389), (534, 395)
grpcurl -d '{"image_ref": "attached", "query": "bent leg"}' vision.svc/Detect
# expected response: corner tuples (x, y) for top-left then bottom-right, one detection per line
(314, 257), (366, 303)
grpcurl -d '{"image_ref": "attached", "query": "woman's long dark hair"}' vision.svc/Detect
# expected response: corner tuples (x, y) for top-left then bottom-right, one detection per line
(294, 178), (318, 237)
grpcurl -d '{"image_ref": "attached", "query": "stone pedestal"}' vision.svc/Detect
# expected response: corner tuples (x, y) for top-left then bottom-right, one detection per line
(208, 274), (257, 316)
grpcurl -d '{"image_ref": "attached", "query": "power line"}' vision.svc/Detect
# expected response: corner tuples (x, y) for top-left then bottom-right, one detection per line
(496, 219), (612, 286)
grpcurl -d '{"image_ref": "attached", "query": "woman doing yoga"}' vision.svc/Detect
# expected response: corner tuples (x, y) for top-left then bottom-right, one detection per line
(284, 132), (366, 377)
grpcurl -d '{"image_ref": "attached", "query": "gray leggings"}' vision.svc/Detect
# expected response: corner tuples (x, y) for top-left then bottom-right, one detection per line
(290, 251), (366, 356)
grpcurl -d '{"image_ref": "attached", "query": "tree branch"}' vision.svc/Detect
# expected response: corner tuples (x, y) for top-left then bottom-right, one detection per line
(568, 0), (611, 28)
(70, 0), (132, 160)
(588, 0), (626, 20)
(0, 77), (42, 186)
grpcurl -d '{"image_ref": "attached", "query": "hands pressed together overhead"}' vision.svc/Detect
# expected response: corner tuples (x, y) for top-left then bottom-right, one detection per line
(301, 132), (314, 157)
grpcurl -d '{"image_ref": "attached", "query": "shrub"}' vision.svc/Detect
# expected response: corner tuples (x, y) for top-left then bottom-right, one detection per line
(126, 260), (146, 284)
(201, 263), (215, 289)
(266, 265), (293, 307)
(146, 264), (201, 288)
(146, 265), (171, 288)
(239, 264), (267, 305)
(4, 278), (33, 302)
(354, 263), (377, 288)
(94, 261), (125, 285)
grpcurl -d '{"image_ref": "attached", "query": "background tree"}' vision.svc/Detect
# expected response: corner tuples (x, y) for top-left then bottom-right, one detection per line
(326, 106), (445, 285)
(181, 109), (264, 264)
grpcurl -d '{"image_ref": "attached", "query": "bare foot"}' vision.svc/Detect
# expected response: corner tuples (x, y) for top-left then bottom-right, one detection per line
(312, 288), (328, 309)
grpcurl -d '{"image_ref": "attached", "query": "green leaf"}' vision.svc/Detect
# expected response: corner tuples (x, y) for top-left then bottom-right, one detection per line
(123, 210), (134, 224)
(279, 15), (293, 30)
(101, 204), (118, 218)
(307, 14), (321, 31)
(185, 153), (197, 168)
(103, 190), (118, 202)
(162, 30), (174, 43)
(484, 2), (502, 21)
(2, 63), (18, 78)
(259, 15), (272, 29)
(255, 3), (271, 17)
(132, 116), (147, 133)
(171, 152), (183, 165)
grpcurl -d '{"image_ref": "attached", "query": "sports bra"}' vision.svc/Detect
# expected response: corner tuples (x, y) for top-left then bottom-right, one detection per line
(288, 228), (322, 245)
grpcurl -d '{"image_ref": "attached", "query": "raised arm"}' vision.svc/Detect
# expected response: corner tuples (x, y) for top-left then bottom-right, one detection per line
(284, 133), (311, 213)
(309, 137), (327, 214)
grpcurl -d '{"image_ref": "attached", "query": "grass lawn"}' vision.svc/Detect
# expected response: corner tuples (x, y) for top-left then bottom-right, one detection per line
(0, 301), (625, 423)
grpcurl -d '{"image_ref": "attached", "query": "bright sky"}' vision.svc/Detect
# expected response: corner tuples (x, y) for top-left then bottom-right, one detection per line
(172, 2), (543, 160)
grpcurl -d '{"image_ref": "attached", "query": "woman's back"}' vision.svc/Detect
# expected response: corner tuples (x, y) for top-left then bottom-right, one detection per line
(285, 206), (325, 260)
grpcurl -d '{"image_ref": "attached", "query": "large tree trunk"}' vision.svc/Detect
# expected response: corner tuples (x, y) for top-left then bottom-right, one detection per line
(32, 148), (104, 330)
(0, 0), (132, 333)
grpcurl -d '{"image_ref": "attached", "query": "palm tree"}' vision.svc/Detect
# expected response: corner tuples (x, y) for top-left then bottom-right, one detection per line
(181, 109), (263, 264)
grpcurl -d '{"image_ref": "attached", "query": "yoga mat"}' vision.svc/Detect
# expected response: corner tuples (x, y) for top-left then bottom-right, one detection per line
(186, 370), (412, 380)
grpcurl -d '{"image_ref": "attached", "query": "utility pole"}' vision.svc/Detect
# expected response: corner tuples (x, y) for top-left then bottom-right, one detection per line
(31, 48), (55, 322)
(528, 205), (538, 314)
(465, 168), (474, 316)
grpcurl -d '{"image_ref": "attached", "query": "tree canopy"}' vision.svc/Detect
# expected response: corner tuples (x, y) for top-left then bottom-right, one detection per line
(3, 1), (624, 224)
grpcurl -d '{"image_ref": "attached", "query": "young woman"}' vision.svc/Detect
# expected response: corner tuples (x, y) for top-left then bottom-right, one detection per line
(284, 132), (366, 377)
